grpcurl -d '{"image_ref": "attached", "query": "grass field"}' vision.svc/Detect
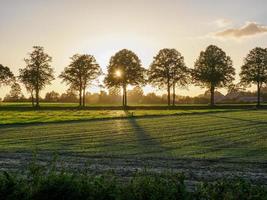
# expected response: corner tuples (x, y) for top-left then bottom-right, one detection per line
(0, 109), (266, 161)
(0, 102), (263, 125)
(0, 108), (239, 125)
(0, 106), (266, 186)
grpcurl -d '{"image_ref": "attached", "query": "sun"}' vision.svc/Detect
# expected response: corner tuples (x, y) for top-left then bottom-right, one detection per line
(115, 70), (122, 77)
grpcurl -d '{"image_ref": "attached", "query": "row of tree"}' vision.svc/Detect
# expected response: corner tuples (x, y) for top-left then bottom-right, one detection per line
(1, 45), (267, 107)
(4, 86), (266, 104)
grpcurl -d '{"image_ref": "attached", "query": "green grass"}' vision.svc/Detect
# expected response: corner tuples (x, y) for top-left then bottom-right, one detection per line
(1, 102), (265, 108)
(0, 110), (266, 162)
(0, 101), (256, 125)
(0, 108), (237, 125)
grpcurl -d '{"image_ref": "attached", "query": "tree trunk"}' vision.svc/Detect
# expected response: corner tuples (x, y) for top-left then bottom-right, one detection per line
(125, 88), (127, 107)
(82, 87), (86, 107)
(210, 85), (215, 107)
(79, 86), (82, 107)
(36, 65), (40, 108)
(122, 86), (125, 107)
(31, 91), (34, 107)
(123, 84), (127, 107)
(167, 83), (170, 106)
(35, 88), (39, 108)
(172, 82), (175, 106)
(257, 81), (261, 107)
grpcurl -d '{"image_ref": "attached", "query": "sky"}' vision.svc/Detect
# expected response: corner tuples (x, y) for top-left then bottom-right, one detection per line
(1, 0), (267, 98)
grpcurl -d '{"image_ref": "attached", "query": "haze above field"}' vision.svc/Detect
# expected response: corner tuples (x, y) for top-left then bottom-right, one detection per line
(1, 0), (267, 98)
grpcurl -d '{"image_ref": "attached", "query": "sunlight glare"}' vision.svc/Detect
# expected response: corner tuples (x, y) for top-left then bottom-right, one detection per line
(115, 70), (122, 77)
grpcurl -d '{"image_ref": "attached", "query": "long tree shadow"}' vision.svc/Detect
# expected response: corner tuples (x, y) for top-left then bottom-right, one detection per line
(123, 110), (171, 157)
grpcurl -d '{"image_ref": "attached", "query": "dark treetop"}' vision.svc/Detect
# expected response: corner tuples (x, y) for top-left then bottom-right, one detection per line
(192, 45), (235, 105)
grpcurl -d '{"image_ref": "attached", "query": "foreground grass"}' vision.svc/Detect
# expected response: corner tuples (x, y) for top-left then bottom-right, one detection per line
(0, 110), (266, 162)
(1, 161), (266, 200)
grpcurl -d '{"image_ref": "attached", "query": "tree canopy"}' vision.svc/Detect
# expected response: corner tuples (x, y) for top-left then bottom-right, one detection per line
(148, 48), (190, 106)
(240, 47), (267, 106)
(0, 64), (14, 87)
(192, 45), (235, 106)
(104, 49), (145, 106)
(60, 54), (101, 107)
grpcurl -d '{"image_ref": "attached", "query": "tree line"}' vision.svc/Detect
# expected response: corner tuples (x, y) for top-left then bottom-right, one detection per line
(5, 86), (266, 104)
(1, 45), (267, 107)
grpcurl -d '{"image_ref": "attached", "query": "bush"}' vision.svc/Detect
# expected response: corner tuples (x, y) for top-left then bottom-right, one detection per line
(194, 178), (267, 200)
(0, 164), (266, 200)
(0, 172), (29, 200)
(121, 172), (190, 200)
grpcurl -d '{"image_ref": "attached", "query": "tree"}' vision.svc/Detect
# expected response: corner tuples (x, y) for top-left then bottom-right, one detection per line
(192, 45), (235, 106)
(148, 48), (190, 106)
(240, 47), (267, 107)
(60, 88), (78, 103)
(3, 83), (22, 102)
(45, 91), (60, 102)
(143, 92), (162, 104)
(10, 83), (22, 101)
(104, 49), (146, 107)
(19, 68), (35, 107)
(19, 46), (54, 107)
(128, 86), (144, 103)
(60, 54), (101, 107)
(0, 64), (14, 87)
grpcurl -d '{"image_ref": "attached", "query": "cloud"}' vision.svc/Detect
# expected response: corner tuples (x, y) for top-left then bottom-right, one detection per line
(215, 22), (267, 38)
(214, 18), (232, 28)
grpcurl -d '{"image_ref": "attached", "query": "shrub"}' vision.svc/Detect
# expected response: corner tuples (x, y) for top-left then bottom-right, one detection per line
(0, 166), (266, 200)
(121, 172), (191, 200)
(194, 178), (267, 200)
(0, 172), (29, 200)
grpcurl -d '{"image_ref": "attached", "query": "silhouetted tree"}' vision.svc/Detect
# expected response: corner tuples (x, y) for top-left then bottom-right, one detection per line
(240, 47), (267, 107)
(142, 92), (162, 104)
(0, 64), (14, 88)
(19, 68), (35, 106)
(45, 91), (60, 102)
(60, 54), (101, 107)
(104, 49), (145, 107)
(60, 88), (78, 103)
(128, 86), (144, 104)
(192, 45), (235, 106)
(3, 82), (22, 102)
(10, 82), (22, 100)
(227, 83), (245, 94)
(148, 49), (190, 106)
(19, 46), (54, 107)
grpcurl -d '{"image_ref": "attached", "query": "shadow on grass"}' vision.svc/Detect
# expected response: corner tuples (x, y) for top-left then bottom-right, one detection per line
(209, 113), (267, 125)
(1, 103), (267, 111)
(123, 110), (171, 157)
(0, 108), (244, 128)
